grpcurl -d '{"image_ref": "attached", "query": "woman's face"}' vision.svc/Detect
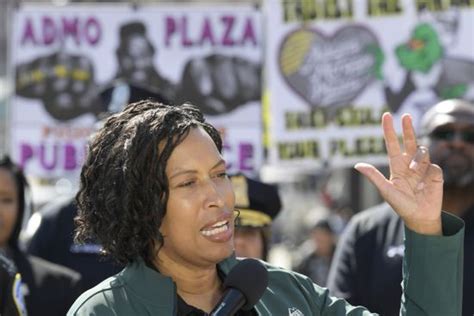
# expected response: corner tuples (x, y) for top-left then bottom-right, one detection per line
(0, 168), (19, 248)
(159, 127), (235, 268)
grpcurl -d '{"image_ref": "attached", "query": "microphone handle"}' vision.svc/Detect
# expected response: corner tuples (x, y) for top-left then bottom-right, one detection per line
(209, 288), (245, 316)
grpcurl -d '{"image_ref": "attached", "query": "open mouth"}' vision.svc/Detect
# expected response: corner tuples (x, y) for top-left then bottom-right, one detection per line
(200, 220), (230, 237)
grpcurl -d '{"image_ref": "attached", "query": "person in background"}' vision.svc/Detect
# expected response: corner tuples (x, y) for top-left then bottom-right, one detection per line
(0, 251), (27, 316)
(327, 99), (474, 316)
(294, 219), (337, 286)
(230, 173), (281, 260)
(68, 100), (463, 315)
(0, 156), (83, 316)
(26, 196), (122, 290)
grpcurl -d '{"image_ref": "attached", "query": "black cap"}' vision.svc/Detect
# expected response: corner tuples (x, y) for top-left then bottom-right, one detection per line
(230, 174), (281, 228)
(420, 99), (474, 136)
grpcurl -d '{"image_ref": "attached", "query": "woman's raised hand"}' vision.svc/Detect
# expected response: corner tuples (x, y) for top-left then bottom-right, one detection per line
(355, 113), (443, 235)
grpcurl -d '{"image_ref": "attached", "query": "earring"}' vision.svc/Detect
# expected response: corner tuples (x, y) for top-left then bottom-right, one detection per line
(233, 208), (240, 219)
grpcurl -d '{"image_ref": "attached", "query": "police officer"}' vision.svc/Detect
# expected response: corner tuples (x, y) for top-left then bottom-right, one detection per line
(0, 156), (83, 316)
(27, 196), (122, 290)
(230, 174), (282, 260)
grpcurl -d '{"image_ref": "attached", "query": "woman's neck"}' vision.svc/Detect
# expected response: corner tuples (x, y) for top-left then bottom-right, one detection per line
(154, 252), (224, 312)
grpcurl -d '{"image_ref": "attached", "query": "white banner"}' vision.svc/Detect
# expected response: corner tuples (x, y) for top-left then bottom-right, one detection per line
(11, 3), (263, 179)
(264, 0), (474, 170)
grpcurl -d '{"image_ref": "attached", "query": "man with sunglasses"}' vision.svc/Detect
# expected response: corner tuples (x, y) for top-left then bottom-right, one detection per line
(327, 99), (474, 316)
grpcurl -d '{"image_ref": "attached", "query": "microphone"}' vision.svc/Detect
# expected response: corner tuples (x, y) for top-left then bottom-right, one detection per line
(210, 258), (268, 316)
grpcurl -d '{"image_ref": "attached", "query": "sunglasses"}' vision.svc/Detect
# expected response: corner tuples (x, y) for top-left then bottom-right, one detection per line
(430, 128), (474, 144)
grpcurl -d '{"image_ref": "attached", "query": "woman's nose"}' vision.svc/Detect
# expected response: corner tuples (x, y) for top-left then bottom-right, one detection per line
(203, 179), (225, 208)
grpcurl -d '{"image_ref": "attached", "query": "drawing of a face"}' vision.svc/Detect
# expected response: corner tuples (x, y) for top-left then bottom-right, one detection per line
(116, 22), (157, 82)
(123, 34), (155, 79)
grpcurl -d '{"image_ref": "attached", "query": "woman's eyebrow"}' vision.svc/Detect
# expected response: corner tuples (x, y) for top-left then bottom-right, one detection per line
(169, 159), (227, 180)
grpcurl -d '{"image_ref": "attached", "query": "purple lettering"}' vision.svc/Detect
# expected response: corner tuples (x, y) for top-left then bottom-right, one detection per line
(221, 16), (235, 46)
(241, 17), (257, 46)
(20, 144), (34, 168)
(199, 18), (215, 46)
(64, 144), (77, 170)
(21, 18), (36, 45)
(165, 17), (177, 47)
(62, 17), (80, 45)
(181, 16), (193, 47)
(84, 17), (101, 45)
(42, 16), (56, 45)
(39, 144), (57, 170)
(163, 14), (257, 48)
(21, 16), (101, 47)
(239, 143), (253, 171)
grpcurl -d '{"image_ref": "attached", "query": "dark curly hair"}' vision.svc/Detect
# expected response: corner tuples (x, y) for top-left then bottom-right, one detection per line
(75, 100), (222, 265)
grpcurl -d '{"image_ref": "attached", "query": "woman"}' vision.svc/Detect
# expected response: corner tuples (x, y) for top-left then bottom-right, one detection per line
(0, 156), (83, 316)
(69, 101), (464, 315)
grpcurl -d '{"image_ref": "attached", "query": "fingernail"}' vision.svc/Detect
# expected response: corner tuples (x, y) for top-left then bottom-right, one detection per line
(410, 146), (428, 170)
(409, 160), (418, 169)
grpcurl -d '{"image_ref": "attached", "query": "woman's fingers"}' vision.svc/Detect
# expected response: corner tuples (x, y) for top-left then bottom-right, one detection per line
(409, 146), (430, 174)
(425, 163), (444, 184)
(382, 113), (402, 159)
(402, 114), (417, 157)
(354, 162), (390, 196)
(358, 112), (443, 235)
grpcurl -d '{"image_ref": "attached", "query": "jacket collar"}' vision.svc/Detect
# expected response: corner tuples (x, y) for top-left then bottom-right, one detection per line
(118, 255), (241, 309)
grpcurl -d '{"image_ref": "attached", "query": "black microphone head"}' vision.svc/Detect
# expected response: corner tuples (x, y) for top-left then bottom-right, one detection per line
(223, 258), (268, 310)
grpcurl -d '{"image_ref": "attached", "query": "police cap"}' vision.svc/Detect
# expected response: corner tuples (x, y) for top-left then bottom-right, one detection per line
(230, 174), (281, 228)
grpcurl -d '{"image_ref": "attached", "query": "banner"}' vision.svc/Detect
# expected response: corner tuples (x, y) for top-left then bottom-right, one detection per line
(264, 0), (474, 170)
(11, 3), (263, 179)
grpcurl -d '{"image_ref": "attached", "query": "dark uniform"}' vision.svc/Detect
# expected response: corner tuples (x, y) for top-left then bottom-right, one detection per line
(27, 196), (122, 290)
(10, 250), (83, 316)
(0, 253), (27, 316)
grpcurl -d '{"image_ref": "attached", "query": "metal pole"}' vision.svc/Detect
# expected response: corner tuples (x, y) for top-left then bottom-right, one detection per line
(3, 0), (14, 157)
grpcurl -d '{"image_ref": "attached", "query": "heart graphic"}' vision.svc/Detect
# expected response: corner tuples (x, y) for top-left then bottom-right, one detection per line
(279, 25), (381, 111)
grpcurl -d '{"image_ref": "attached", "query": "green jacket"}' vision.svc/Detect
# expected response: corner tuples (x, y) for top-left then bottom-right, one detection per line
(68, 212), (464, 315)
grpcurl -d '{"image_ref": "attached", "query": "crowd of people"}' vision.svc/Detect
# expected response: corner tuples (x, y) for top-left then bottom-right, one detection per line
(0, 97), (472, 315)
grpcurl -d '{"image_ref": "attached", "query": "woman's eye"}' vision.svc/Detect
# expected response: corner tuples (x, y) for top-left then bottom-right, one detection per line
(216, 172), (228, 178)
(178, 180), (195, 188)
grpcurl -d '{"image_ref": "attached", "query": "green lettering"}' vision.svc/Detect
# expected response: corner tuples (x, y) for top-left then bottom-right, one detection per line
(368, 0), (402, 16)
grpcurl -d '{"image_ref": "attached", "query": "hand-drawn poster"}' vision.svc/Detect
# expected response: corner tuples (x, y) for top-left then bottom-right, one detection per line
(264, 0), (474, 170)
(12, 3), (263, 179)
